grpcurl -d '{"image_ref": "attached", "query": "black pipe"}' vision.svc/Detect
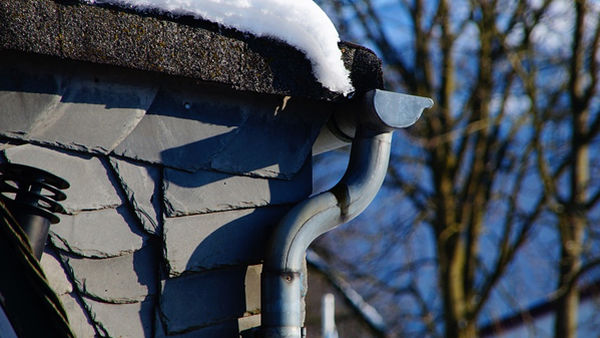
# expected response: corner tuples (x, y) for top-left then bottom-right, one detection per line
(0, 163), (69, 260)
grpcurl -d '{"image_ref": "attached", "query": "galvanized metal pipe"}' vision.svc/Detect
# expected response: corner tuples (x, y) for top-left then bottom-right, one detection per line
(261, 130), (392, 337)
(260, 90), (433, 337)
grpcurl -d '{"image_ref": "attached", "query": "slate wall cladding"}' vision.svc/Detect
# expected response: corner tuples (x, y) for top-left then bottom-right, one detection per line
(40, 250), (97, 337)
(1, 58), (322, 336)
(0, 53), (157, 154)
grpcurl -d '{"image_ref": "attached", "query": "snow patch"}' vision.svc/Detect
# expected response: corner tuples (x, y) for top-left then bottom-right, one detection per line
(84, 0), (354, 95)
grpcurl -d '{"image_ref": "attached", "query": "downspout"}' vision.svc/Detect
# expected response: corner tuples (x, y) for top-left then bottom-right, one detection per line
(260, 89), (433, 337)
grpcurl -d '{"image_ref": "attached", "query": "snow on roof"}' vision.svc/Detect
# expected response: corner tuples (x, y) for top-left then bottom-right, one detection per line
(84, 0), (355, 95)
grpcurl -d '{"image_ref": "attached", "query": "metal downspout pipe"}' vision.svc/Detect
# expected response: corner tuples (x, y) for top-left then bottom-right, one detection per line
(260, 90), (433, 337)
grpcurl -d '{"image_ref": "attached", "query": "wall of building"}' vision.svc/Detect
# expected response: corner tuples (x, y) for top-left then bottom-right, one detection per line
(0, 55), (332, 337)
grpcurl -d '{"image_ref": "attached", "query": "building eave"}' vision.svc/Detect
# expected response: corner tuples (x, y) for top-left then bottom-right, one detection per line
(1, 0), (383, 101)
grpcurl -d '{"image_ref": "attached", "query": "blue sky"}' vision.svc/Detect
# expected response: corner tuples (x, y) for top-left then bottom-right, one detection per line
(312, 0), (600, 335)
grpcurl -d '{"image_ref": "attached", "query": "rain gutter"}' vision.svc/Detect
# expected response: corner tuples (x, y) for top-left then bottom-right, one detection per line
(260, 89), (433, 337)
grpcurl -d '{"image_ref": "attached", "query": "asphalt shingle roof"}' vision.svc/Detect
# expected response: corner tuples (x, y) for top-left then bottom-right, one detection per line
(1, 0), (383, 100)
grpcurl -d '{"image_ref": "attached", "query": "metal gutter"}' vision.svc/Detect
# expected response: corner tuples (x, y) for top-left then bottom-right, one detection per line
(260, 89), (433, 337)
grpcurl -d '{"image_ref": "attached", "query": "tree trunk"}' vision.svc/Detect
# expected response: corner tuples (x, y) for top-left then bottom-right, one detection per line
(554, 1), (589, 336)
(554, 232), (582, 338)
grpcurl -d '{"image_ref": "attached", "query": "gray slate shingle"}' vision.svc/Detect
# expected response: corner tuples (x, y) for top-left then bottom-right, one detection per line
(59, 293), (98, 338)
(4, 144), (121, 213)
(112, 85), (248, 174)
(84, 297), (155, 338)
(40, 249), (98, 337)
(155, 311), (260, 338)
(163, 159), (311, 217)
(159, 265), (261, 334)
(60, 244), (157, 304)
(51, 206), (147, 258)
(163, 207), (289, 276)
(207, 97), (328, 179)
(110, 157), (163, 235)
(112, 85), (328, 179)
(0, 57), (156, 154)
(40, 250), (72, 296)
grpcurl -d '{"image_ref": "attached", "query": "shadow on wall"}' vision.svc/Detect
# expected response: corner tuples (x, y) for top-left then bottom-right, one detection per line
(154, 93), (319, 333)
(131, 239), (161, 337)
(151, 83), (324, 180)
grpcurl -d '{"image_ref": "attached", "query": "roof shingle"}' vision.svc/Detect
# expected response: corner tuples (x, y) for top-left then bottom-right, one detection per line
(0, 0), (383, 100)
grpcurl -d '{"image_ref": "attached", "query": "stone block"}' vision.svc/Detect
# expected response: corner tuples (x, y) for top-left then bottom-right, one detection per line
(163, 160), (311, 217)
(159, 265), (261, 334)
(163, 207), (288, 276)
(3, 144), (121, 212)
(110, 157), (162, 235)
(51, 206), (146, 258)
(60, 245), (157, 304)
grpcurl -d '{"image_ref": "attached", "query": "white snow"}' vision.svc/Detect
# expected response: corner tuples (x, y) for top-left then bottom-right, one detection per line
(85, 0), (354, 95)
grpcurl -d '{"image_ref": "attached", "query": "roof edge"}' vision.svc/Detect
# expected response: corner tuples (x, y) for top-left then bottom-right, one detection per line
(0, 0), (383, 101)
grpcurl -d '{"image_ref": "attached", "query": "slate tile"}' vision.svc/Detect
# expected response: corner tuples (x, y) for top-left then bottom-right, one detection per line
(244, 264), (262, 314)
(0, 142), (23, 153)
(60, 245), (157, 304)
(208, 96), (328, 179)
(163, 207), (288, 276)
(40, 249), (72, 296)
(163, 159), (311, 217)
(112, 85), (329, 179)
(109, 157), (162, 235)
(50, 206), (147, 258)
(0, 70), (62, 135)
(83, 297), (155, 338)
(159, 265), (261, 334)
(112, 86), (249, 171)
(59, 293), (97, 338)
(155, 310), (260, 338)
(3, 144), (121, 212)
(0, 60), (156, 154)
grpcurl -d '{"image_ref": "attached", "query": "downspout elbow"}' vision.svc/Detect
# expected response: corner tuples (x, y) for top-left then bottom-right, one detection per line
(266, 129), (392, 273)
(260, 90), (433, 337)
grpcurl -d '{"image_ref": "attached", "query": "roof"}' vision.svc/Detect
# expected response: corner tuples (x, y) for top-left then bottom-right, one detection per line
(0, 0), (383, 101)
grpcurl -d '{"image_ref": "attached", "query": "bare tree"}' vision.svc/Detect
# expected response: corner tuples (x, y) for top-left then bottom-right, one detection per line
(313, 0), (600, 337)
(520, 1), (600, 337)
